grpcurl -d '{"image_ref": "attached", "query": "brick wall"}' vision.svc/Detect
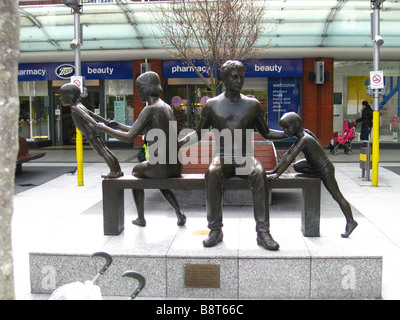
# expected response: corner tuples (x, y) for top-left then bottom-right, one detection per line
(302, 58), (334, 146)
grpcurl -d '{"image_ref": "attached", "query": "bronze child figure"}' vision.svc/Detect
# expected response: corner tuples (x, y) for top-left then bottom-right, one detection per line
(267, 112), (358, 238)
(60, 83), (123, 179)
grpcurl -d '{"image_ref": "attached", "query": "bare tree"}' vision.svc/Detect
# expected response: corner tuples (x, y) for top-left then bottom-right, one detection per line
(0, 0), (20, 300)
(151, 0), (270, 95)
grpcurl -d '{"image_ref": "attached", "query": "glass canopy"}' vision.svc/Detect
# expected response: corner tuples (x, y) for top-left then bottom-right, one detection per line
(19, 0), (400, 53)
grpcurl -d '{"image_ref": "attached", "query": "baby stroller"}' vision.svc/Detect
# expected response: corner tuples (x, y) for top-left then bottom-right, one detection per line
(329, 120), (356, 155)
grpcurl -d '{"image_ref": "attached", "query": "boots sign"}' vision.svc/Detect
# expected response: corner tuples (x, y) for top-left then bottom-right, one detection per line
(18, 61), (133, 81)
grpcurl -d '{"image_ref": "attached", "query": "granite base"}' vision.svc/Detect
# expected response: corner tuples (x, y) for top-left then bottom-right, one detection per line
(29, 216), (382, 299)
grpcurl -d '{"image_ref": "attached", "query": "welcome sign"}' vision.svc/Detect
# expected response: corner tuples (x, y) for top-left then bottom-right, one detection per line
(18, 61), (133, 81)
(267, 78), (301, 130)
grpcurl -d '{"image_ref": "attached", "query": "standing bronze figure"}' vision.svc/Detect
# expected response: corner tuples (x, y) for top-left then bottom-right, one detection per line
(96, 71), (186, 227)
(267, 112), (358, 238)
(180, 60), (287, 250)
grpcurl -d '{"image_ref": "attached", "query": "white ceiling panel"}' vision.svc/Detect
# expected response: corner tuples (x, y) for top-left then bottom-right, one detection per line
(18, 0), (400, 54)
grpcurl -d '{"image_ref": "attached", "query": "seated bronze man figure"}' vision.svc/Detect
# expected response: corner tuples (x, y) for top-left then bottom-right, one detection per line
(180, 60), (287, 250)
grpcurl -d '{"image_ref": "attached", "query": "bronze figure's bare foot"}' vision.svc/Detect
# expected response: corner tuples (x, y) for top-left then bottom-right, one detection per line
(177, 213), (187, 226)
(203, 229), (223, 247)
(341, 220), (358, 238)
(101, 172), (124, 179)
(132, 218), (146, 227)
(257, 232), (280, 251)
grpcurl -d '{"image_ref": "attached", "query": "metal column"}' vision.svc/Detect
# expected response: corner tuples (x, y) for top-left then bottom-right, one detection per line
(370, 0), (385, 187)
(63, 0), (84, 186)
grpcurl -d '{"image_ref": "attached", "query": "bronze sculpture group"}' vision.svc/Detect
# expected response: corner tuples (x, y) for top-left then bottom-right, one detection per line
(62, 61), (357, 251)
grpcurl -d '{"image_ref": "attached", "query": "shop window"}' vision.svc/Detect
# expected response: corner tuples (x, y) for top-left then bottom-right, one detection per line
(105, 79), (134, 141)
(334, 61), (400, 142)
(168, 85), (213, 131)
(18, 81), (50, 141)
(167, 77), (301, 134)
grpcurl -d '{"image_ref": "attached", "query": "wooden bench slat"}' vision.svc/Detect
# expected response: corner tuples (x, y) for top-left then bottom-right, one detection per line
(180, 142), (279, 173)
(16, 137), (46, 172)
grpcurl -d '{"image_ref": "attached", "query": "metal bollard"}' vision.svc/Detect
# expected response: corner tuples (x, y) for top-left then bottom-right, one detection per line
(359, 141), (372, 181)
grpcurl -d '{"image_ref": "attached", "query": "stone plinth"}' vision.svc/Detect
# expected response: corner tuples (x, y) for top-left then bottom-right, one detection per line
(29, 216), (382, 299)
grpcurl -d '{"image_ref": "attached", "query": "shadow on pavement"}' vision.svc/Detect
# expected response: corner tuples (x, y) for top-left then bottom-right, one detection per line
(14, 166), (77, 194)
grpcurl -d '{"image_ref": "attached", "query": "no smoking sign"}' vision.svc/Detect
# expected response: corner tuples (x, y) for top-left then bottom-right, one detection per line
(71, 76), (84, 93)
(370, 71), (384, 89)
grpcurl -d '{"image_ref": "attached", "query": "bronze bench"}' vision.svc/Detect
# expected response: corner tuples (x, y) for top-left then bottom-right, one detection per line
(102, 173), (321, 237)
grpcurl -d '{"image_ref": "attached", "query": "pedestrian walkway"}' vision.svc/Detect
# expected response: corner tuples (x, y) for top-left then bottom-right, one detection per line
(35, 145), (139, 163)
(11, 146), (400, 299)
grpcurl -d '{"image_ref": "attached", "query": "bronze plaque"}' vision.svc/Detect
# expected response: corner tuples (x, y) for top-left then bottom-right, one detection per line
(184, 264), (220, 288)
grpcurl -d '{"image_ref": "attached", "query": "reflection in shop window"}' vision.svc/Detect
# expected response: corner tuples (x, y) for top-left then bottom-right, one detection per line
(241, 78), (268, 132)
(241, 78), (268, 115)
(334, 61), (400, 142)
(18, 81), (50, 141)
(105, 79), (134, 141)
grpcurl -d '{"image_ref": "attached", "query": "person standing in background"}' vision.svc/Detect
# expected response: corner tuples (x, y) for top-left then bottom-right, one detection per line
(353, 101), (373, 141)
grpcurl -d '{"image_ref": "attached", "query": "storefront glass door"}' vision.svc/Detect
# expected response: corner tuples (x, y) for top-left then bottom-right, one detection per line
(18, 81), (50, 142)
(168, 85), (212, 131)
(104, 79), (134, 141)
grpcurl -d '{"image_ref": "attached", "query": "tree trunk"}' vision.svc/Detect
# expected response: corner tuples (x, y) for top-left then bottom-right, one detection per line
(0, 0), (20, 300)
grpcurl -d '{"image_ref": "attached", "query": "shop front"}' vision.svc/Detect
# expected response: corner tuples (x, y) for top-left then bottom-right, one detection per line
(334, 60), (400, 143)
(162, 59), (303, 133)
(18, 61), (133, 146)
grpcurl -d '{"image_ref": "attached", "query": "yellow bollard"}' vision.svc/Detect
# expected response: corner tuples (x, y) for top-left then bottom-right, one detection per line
(371, 111), (380, 187)
(76, 127), (84, 186)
